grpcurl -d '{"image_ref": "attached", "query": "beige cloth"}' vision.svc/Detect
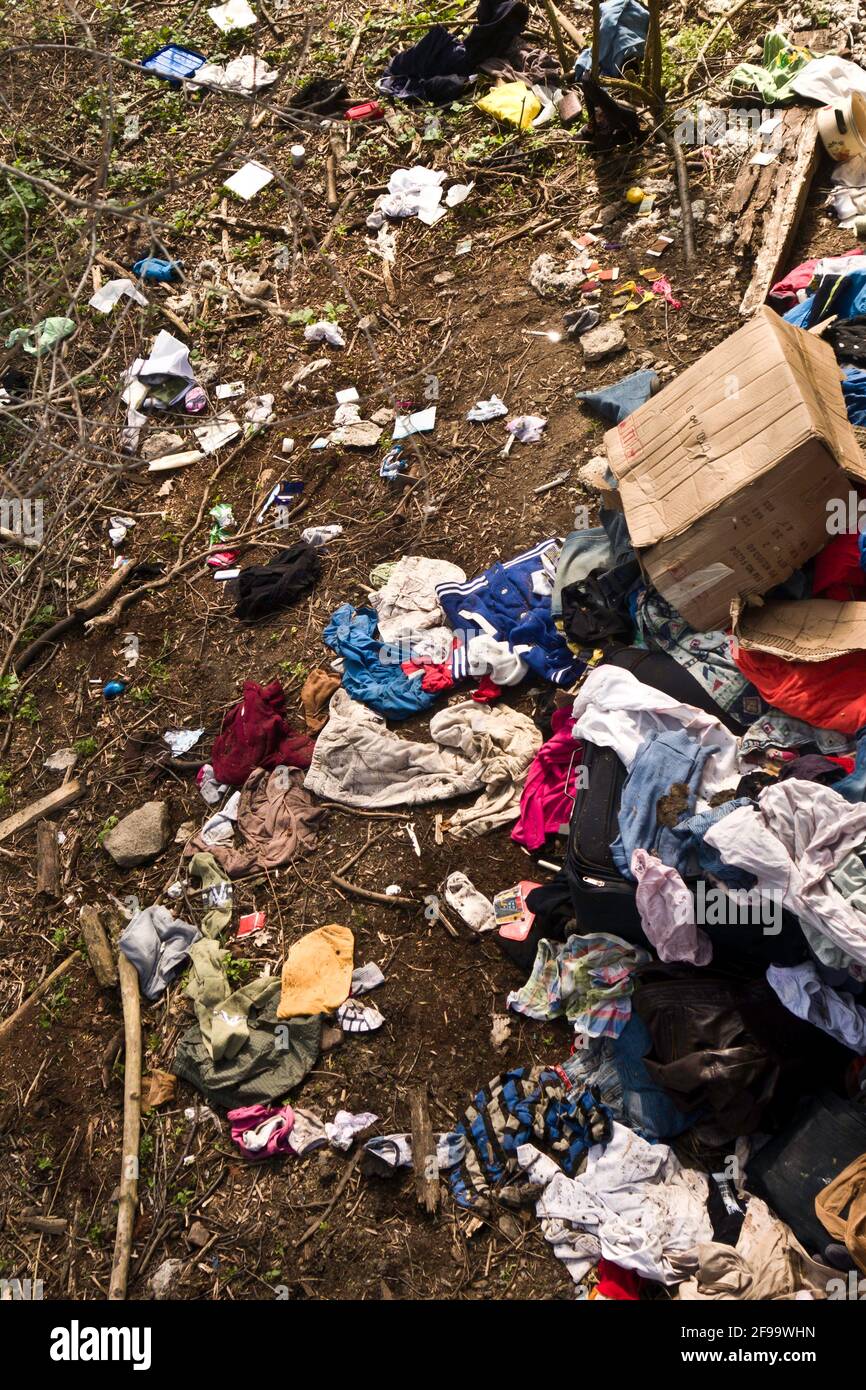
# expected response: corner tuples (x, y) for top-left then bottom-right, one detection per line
(815, 1150), (866, 1274)
(675, 1195), (835, 1300)
(300, 668), (341, 733)
(185, 765), (325, 877)
(278, 923), (354, 1019)
(304, 690), (540, 835)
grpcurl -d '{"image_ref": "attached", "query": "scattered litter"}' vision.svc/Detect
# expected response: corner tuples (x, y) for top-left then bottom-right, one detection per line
(192, 54), (278, 94)
(393, 405), (435, 438)
(89, 279), (148, 313)
(304, 321), (345, 348)
(6, 317), (74, 354)
(163, 727), (204, 756)
(506, 415), (547, 443)
(223, 161), (274, 200)
(467, 395), (508, 422)
(207, 0), (257, 31)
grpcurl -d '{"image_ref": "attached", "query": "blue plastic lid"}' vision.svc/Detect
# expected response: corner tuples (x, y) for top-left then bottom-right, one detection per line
(141, 45), (207, 83)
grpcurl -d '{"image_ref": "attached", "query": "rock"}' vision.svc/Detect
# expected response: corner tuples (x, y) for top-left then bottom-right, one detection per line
(579, 323), (627, 363)
(321, 1024), (343, 1052)
(529, 252), (585, 300)
(498, 1213), (522, 1242)
(102, 801), (170, 868)
(370, 407), (393, 426)
(317, 1151), (337, 1185)
(330, 419), (382, 449)
(150, 1258), (183, 1300)
(187, 1221), (210, 1249)
(357, 314), (379, 333)
(141, 430), (184, 460)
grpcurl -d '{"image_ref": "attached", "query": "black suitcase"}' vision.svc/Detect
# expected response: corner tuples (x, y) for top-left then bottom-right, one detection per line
(564, 647), (807, 968)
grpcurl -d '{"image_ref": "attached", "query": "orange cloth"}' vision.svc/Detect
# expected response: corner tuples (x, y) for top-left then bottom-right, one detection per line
(277, 923), (354, 1018)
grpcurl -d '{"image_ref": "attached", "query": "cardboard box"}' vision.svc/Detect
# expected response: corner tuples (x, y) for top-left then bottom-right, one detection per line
(604, 307), (866, 630)
(732, 596), (866, 661)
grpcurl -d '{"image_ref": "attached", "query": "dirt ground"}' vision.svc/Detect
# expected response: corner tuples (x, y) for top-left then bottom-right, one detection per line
(0, 0), (858, 1301)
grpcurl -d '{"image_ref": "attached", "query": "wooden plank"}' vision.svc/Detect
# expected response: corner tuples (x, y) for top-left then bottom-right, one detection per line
(409, 1084), (439, 1216)
(0, 779), (84, 844)
(35, 820), (61, 899)
(738, 109), (821, 317)
(79, 905), (119, 989)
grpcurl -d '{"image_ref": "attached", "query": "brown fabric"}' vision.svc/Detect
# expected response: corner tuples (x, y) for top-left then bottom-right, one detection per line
(142, 1070), (177, 1111)
(675, 1196), (835, 1301)
(815, 1151), (866, 1274)
(633, 964), (844, 1151)
(300, 669), (341, 733)
(277, 923), (354, 1019)
(185, 765), (326, 878)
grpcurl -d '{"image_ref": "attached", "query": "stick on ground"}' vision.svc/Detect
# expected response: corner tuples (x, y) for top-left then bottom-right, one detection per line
(108, 953), (142, 1301)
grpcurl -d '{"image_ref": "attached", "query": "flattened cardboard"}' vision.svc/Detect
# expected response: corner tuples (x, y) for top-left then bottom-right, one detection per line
(604, 307), (866, 629)
(732, 596), (866, 662)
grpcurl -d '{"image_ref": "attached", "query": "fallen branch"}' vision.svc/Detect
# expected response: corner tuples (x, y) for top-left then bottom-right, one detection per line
(0, 954), (77, 1049)
(330, 873), (416, 906)
(13, 559), (136, 675)
(108, 953), (142, 1301)
(410, 1084), (439, 1215)
(294, 1149), (362, 1248)
(660, 128), (695, 263)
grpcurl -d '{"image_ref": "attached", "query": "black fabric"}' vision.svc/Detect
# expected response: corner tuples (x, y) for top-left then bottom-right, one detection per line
(747, 1091), (866, 1258)
(828, 314), (866, 367)
(234, 541), (321, 622)
(380, 0), (528, 104)
(578, 75), (642, 146)
(734, 769), (777, 800)
(1, 368), (28, 397)
(560, 563), (640, 646)
(287, 76), (349, 113)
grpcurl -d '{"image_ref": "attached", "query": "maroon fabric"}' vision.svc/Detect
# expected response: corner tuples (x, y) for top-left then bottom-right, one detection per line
(211, 680), (314, 786)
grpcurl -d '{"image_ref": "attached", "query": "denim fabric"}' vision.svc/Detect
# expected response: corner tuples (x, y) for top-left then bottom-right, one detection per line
(835, 724), (866, 802)
(611, 727), (723, 878)
(552, 527), (613, 620)
(575, 368), (658, 424)
(323, 603), (438, 719)
(669, 798), (757, 890)
(561, 1013), (693, 1140)
(573, 0), (648, 82)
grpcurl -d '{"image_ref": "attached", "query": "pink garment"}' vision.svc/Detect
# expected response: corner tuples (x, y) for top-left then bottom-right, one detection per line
(511, 706), (581, 852)
(769, 248), (860, 311)
(631, 849), (712, 967)
(228, 1103), (295, 1160)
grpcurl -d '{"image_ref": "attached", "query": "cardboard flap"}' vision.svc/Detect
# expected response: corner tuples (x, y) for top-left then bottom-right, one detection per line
(732, 596), (866, 661)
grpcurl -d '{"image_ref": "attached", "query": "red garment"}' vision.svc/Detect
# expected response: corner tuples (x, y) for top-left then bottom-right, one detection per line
(400, 658), (454, 693)
(471, 675), (502, 703)
(827, 755), (856, 774)
(734, 646), (866, 736)
(813, 533), (866, 602)
(769, 249), (861, 311)
(593, 1258), (642, 1300)
(211, 679), (314, 786)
